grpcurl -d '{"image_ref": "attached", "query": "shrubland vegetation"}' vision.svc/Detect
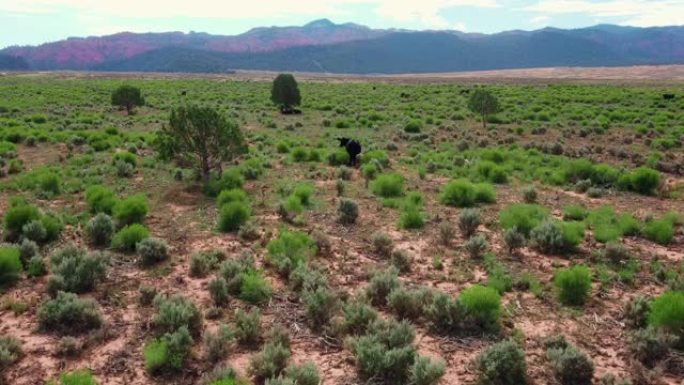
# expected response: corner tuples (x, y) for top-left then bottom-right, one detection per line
(0, 73), (682, 384)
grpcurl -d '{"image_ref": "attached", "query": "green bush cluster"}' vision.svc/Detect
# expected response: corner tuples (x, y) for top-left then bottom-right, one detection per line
(499, 203), (549, 236)
(554, 265), (592, 306)
(112, 193), (148, 225)
(439, 179), (495, 207)
(111, 223), (150, 251)
(369, 172), (404, 198)
(266, 230), (317, 276)
(0, 246), (22, 288)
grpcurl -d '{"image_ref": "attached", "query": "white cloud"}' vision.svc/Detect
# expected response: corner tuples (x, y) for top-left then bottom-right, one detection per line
(524, 0), (684, 27)
(530, 15), (550, 24)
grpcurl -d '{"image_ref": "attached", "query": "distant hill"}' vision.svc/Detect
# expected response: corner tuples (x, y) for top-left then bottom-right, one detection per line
(3, 20), (684, 74)
(0, 54), (29, 70)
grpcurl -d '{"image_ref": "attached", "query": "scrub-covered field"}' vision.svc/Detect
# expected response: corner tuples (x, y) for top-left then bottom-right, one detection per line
(0, 73), (683, 385)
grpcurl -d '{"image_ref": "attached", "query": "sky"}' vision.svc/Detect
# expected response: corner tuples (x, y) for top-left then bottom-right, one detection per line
(1, 0), (683, 48)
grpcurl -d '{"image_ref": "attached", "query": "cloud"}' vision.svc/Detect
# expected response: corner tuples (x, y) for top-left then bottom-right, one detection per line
(524, 0), (684, 27)
(0, 0), (498, 28)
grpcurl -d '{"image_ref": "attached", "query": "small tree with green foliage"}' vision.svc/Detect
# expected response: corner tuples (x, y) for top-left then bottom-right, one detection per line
(271, 74), (301, 112)
(111, 85), (144, 115)
(468, 89), (501, 129)
(157, 106), (246, 181)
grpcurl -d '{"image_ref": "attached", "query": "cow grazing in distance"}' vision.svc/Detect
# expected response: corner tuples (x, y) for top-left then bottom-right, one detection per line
(663, 93), (675, 100)
(337, 137), (362, 167)
(280, 106), (302, 115)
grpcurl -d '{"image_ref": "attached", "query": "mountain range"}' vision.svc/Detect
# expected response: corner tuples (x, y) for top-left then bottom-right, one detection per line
(2, 19), (683, 74)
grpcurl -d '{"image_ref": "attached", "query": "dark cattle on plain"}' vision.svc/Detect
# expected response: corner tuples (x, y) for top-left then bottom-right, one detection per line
(337, 137), (362, 167)
(663, 93), (675, 100)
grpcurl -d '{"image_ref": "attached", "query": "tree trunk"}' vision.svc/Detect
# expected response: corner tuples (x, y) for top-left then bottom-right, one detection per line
(126, 103), (132, 115)
(481, 112), (486, 129)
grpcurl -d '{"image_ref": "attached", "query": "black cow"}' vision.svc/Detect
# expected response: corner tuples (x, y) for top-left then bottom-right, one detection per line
(181, 90), (187, 96)
(337, 137), (362, 167)
(280, 106), (302, 115)
(663, 93), (675, 100)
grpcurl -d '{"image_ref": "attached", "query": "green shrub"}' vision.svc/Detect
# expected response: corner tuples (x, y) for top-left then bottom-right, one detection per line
(22, 220), (46, 243)
(643, 217), (675, 245)
(111, 224), (150, 251)
(409, 355), (445, 385)
(439, 179), (476, 207)
(234, 308), (261, 344)
(144, 326), (193, 374)
(369, 172), (404, 198)
(249, 341), (291, 381)
(58, 369), (97, 385)
(500, 204), (549, 236)
(137, 238), (169, 266)
(85, 213), (114, 246)
(404, 119), (422, 133)
(291, 147), (308, 162)
(112, 151), (137, 166)
(0, 336), (21, 370)
(38, 291), (102, 335)
(328, 149), (350, 166)
(648, 291), (684, 336)
(338, 198), (358, 224)
(112, 194), (148, 225)
(398, 203), (424, 230)
(266, 230), (316, 276)
(474, 339), (527, 385)
(239, 270), (271, 305)
(366, 267), (400, 306)
(4, 202), (40, 240)
(50, 246), (108, 293)
(203, 169), (244, 197)
(40, 214), (63, 243)
(285, 361), (320, 385)
(152, 294), (201, 335)
(37, 172), (61, 197)
(554, 265), (592, 306)
(0, 246), (22, 287)
(563, 205), (588, 221)
(189, 250), (222, 277)
(84, 185), (117, 214)
(459, 285), (501, 332)
(618, 167), (660, 195)
(218, 201), (251, 232)
(530, 220), (583, 254)
(544, 337), (594, 385)
(217, 189), (249, 207)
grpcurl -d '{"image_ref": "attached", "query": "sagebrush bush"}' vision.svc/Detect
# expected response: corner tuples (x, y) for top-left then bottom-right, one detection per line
(0, 246), (22, 287)
(350, 319), (416, 383)
(204, 323), (234, 363)
(112, 194), (148, 225)
(85, 185), (118, 214)
(530, 220), (583, 254)
(189, 250), (222, 277)
(390, 249), (413, 272)
(152, 294), (201, 335)
(40, 214), (62, 243)
(474, 339), (527, 385)
(111, 224), (150, 251)
(459, 285), (501, 333)
(438, 222), (455, 246)
(371, 232), (393, 258)
(624, 295), (650, 329)
(554, 265), (592, 306)
(0, 335), (21, 370)
(369, 172), (404, 198)
(458, 208), (481, 237)
(266, 230), (316, 276)
(85, 213), (114, 246)
(409, 355), (445, 385)
(22, 220), (46, 242)
(285, 361), (320, 385)
(648, 291), (684, 336)
(544, 336), (594, 385)
(218, 201), (251, 232)
(18, 238), (38, 262)
(342, 300), (379, 335)
(49, 246), (108, 293)
(628, 327), (677, 366)
(366, 267), (400, 306)
(27, 255), (46, 277)
(500, 204), (549, 236)
(208, 277), (230, 306)
(137, 238), (168, 266)
(38, 291), (102, 335)
(464, 234), (488, 259)
(521, 185), (537, 203)
(234, 308), (261, 344)
(388, 287), (431, 321)
(303, 286), (338, 328)
(338, 198), (358, 224)
(503, 226), (526, 254)
(249, 341), (291, 381)
(55, 336), (83, 357)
